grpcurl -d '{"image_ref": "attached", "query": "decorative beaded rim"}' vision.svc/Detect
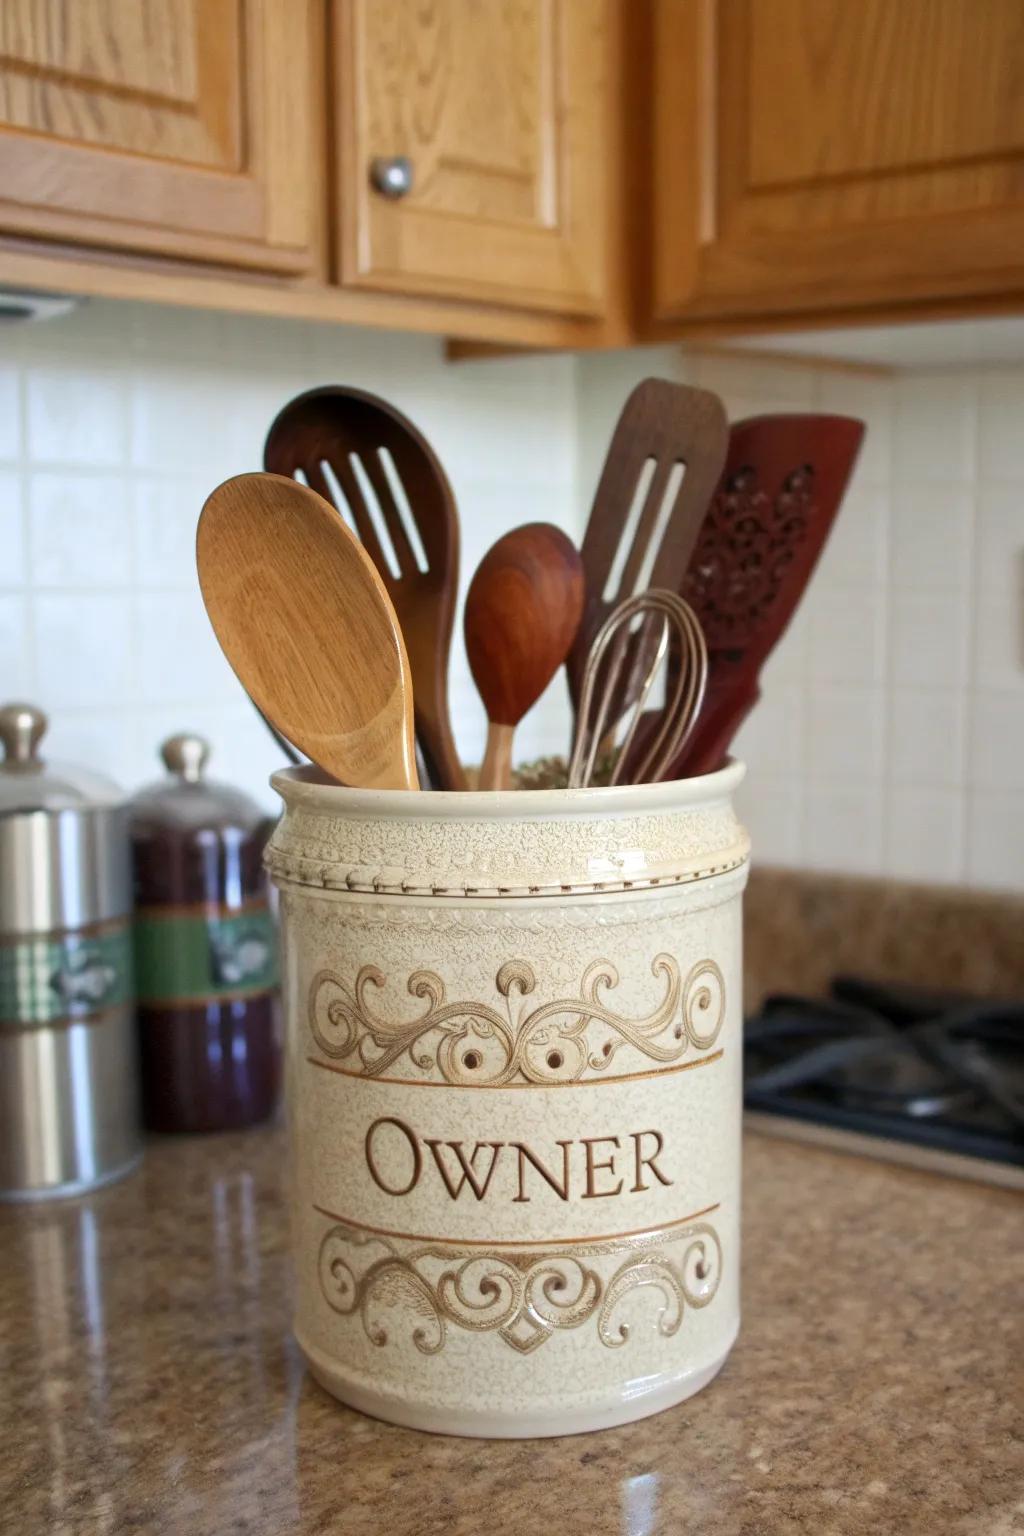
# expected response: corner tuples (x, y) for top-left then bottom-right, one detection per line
(265, 760), (749, 900)
(264, 849), (750, 898)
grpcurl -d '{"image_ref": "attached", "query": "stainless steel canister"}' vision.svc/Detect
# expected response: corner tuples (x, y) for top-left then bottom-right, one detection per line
(0, 703), (140, 1199)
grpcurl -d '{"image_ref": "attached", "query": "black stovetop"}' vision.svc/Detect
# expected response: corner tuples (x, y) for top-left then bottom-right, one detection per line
(744, 976), (1024, 1176)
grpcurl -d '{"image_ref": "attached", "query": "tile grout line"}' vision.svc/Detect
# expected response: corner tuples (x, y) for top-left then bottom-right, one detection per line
(879, 371), (898, 878)
(959, 373), (981, 885)
(16, 351), (37, 697)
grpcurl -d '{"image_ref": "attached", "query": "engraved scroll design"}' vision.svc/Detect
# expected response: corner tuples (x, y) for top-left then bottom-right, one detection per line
(317, 1220), (722, 1355)
(308, 954), (725, 1085)
(681, 464), (815, 648)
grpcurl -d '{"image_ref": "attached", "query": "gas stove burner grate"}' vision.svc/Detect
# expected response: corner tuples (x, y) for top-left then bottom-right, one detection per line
(744, 978), (1024, 1175)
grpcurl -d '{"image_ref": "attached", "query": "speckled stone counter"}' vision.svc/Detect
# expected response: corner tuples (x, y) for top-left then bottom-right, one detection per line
(1, 1124), (1020, 1535)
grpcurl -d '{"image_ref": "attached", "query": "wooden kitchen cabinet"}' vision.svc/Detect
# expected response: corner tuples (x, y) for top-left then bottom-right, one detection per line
(652, 0), (1024, 324)
(0, 0), (319, 274)
(332, 0), (611, 315)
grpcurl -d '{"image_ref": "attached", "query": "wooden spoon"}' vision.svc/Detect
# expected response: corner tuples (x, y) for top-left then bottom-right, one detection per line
(196, 472), (418, 790)
(264, 386), (466, 790)
(464, 523), (584, 791)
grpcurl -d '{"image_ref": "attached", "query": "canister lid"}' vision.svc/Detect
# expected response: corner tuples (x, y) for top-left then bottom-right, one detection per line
(128, 733), (265, 833)
(0, 702), (124, 814)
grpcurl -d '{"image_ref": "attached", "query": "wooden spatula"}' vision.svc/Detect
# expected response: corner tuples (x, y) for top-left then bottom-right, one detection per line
(197, 472), (418, 790)
(667, 413), (865, 778)
(566, 378), (728, 716)
(464, 523), (584, 790)
(264, 386), (465, 790)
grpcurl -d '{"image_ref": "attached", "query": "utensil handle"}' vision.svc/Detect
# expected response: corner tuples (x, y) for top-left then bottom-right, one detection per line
(670, 679), (760, 779)
(478, 722), (515, 791)
(415, 707), (468, 792)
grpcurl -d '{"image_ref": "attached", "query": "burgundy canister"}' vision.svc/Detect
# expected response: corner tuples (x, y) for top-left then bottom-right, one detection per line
(128, 734), (279, 1132)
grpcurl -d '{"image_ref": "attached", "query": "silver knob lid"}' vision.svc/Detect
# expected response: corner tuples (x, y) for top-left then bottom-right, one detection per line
(161, 733), (210, 784)
(370, 155), (414, 199)
(0, 700), (122, 811)
(0, 702), (47, 769)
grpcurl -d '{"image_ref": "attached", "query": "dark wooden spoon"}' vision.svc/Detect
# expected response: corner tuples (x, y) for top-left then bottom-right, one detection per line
(464, 523), (584, 790)
(264, 386), (465, 790)
(668, 412), (865, 777)
(566, 378), (728, 721)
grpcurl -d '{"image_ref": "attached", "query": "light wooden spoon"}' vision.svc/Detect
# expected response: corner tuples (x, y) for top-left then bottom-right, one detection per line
(196, 472), (418, 790)
(464, 522), (584, 790)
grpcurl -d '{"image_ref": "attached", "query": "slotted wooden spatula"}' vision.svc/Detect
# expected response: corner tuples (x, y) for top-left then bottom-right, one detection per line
(566, 378), (728, 716)
(667, 412), (865, 779)
(264, 386), (466, 790)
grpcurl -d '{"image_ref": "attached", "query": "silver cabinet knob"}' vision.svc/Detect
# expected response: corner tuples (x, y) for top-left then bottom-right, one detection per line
(369, 155), (413, 199)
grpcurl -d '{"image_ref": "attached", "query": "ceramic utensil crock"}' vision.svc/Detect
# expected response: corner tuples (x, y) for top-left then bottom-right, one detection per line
(128, 733), (280, 1133)
(0, 703), (140, 1200)
(266, 763), (749, 1437)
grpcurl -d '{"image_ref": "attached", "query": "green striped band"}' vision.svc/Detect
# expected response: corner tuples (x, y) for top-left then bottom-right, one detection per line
(0, 922), (132, 1028)
(134, 903), (278, 1007)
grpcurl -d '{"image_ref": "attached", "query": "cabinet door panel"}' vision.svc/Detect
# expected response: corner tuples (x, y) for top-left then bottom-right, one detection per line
(336, 0), (608, 315)
(0, 0), (316, 272)
(654, 0), (1024, 321)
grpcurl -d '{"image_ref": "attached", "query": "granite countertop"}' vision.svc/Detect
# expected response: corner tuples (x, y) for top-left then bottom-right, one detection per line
(2, 1125), (1020, 1535)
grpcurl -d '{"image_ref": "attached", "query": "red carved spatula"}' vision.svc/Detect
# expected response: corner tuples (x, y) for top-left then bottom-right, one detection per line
(566, 379), (729, 717)
(666, 413), (865, 779)
(265, 386), (466, 790)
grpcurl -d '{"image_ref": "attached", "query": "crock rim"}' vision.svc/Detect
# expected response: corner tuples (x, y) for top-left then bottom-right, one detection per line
(270, 758), (746, 819)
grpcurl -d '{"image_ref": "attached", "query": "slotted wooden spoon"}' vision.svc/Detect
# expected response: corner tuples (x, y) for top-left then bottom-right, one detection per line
(667, 412), (865, 778)
(566, 378), (728, 718)
(197, 472), (418, 790)
(264, 386), (465, 790)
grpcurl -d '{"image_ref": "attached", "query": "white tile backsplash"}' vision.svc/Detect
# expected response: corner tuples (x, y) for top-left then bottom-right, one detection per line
(33, 592), (134, 709)
(692, 350), (816, 409)
(2, 301), (586, 805)
(734, 775), (801, 865)
(0, 594), (32, 694)
(813, 481), (888, 590)
(977, 370), (1024, 480)
(887, 689), (965, 788)
(0, 358), (21, 463)
(805, 686), (885, 781)
(26, 362), (128, 466)
(804, 586), (886, 684)
(801, 782), (884, 873)
(966, 691), (1024, 790)
(2, 300), (1023, 892)
(885, 787), (964, 884)
(29, 473), (132, 587)
(816, 371), (893, 484)
(966, 790), (1024, 891)
(889, 587), (969, 688)
(133, 476), (212, 589)
(0, 470), (25, 586)
(890, 482), (973, 591)
(893, 373), (977, 481)
(731, 685), (802, 777)
(133, 587), (240, 706)
(975, 482), (1024, 595)
(972, 589), (1024, 692)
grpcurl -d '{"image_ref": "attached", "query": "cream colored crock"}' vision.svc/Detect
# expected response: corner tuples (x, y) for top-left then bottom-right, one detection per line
(266, 762), (749, 1438)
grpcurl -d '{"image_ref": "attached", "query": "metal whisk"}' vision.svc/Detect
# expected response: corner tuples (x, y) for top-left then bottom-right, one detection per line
(567, 590), (707, 788)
